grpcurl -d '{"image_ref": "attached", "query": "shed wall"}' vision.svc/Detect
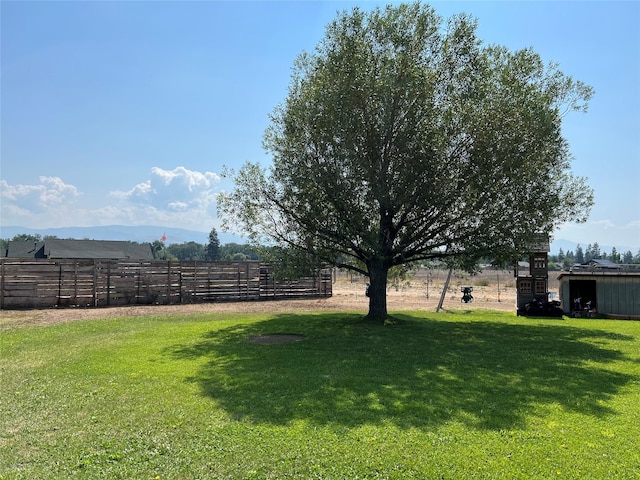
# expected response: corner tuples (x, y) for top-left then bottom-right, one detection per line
(558, 274), (640, 317)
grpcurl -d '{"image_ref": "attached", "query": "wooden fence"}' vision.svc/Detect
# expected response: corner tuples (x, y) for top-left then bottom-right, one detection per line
(0, 259), (332, 309)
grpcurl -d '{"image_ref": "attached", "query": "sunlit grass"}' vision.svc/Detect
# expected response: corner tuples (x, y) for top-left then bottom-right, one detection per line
(1, 310), (639, 478)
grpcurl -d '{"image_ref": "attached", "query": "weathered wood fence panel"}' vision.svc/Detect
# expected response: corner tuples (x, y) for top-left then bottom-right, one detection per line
(92, 260), (184, 307)
(0, 259), (331, 309)
(57, 260), (95, 307)
(259, 265), (332, 298)
(179, 261), (262, 303)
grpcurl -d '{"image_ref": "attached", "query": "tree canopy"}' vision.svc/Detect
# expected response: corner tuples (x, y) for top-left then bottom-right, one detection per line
(218, 3), (594, 320)
(205, 227), (221, 261)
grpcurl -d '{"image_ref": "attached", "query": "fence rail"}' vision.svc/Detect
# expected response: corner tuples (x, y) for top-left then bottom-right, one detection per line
(0, 259), (332, 309)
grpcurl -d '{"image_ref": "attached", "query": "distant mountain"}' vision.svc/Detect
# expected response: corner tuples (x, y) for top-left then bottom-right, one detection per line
(0, 225), (246, 246)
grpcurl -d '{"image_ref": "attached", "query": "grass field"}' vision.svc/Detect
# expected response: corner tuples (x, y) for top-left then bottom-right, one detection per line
(1, 310), (639, 479)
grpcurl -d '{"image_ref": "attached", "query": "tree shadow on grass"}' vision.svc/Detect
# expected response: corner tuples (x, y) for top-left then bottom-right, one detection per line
(166, 313), (637, 430)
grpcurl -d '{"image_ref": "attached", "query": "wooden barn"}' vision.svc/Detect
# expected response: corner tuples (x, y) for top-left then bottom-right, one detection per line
(5, 239), (154, 260)
(557, 270), (640, 319)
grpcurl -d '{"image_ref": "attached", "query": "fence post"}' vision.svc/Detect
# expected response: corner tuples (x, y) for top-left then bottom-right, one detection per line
(193, 261), (198, 301)
(1, 260), (5, 309)
(237, 263), (241, 299)
(93, 260), (97, 306)
(72, 261), (78, 306)
(136, 263), (141, 304)
(107, 261), (111, 306)
(245, 262), (249, 298)
(167, 260), (171, 304)
(57, 262), (62, 307)
(177, 261), (183, 304)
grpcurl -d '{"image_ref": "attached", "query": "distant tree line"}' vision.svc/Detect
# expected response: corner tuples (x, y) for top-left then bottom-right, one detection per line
(155, 242), (260, 262)
(0, 228), (260, 262)
(549, 242), (640, 271)
(2, 231), (639, 269)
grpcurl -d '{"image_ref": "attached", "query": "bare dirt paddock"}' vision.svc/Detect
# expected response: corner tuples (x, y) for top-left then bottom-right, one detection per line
(1, 268), (536, 329)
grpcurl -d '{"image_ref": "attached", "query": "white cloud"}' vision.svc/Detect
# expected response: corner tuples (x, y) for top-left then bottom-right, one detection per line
(110, 180), (155, 200)
(0, 176), (86, 229)
(103, 166), (222, 229)
(1, 167), (223, 231)
(113, 166), (220, 209)
(590, 219), (616, 229)
(151, 166), (220, 190)
(0, 180), (39, 200)
(109, 167), (221, 209)
(168, 201), (189, 211)
(0, 176), (80, 208)
(39, 176), (80, 203)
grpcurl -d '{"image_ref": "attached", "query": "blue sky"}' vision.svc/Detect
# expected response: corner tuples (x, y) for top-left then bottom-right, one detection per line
(1, 1), (639, 251)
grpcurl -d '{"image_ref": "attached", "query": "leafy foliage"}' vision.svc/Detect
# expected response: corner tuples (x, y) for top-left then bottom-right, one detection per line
(219, 4), (594, 319)
(150, 239), (167, 259)
(204, 227), (221, 261)
(166, 241), (205, 261)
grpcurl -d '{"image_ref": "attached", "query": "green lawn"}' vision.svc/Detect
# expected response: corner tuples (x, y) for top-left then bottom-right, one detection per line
(1, 310), (639, 479)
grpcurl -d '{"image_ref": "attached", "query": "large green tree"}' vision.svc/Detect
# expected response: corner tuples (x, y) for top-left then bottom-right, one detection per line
(219, 3), (594, 321)
(205, 227), (221, 261)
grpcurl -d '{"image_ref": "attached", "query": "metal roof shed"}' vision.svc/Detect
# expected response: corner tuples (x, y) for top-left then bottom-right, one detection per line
(557, 271), (640, 319)
(570, 259), (622, 272)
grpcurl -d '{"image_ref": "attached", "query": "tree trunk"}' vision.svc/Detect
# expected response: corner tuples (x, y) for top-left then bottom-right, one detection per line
(366, 259), (389, 321)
